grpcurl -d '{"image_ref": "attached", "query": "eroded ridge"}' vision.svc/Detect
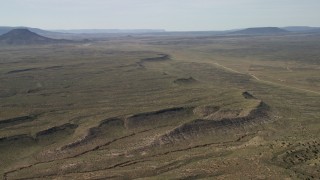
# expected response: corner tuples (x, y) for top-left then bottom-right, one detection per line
(0, 115), (37, 129)
(155, 100), (269, 145)
(2, 91), (271, 180)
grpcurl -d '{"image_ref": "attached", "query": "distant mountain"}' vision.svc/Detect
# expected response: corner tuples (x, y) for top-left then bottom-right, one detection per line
(230, 27), (289, 35)
(0, 26), (15, 35)
(0, 26), (52, 35)
(2, 26), (320, 41)
(282, 26), (320, 32)
(0, 29), (71, 45)
(0, 27), (168, 39)
(52, 29), (166, 34)
(0, 26), (82, 40)
(0, 27), (165, 35)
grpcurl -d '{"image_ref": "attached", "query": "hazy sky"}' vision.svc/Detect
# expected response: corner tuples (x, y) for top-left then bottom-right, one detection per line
(1, 0), (320, 31)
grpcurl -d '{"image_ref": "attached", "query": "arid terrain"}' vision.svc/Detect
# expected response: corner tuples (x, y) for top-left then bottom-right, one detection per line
(0, 30), (320, 179)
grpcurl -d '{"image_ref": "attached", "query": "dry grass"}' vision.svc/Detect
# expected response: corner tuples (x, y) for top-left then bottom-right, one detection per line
(0, 33), (319, 179)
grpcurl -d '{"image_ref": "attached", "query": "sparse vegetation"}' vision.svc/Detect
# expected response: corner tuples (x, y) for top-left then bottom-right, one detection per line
(0, 30), (319, 179)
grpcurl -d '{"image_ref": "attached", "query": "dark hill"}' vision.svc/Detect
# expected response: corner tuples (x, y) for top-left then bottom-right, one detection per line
(230, 27), (289, 35)
(0, 29), (71, 45)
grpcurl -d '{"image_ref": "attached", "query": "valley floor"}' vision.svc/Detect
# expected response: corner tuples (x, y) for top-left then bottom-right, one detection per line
(0, 34), (319, 179)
